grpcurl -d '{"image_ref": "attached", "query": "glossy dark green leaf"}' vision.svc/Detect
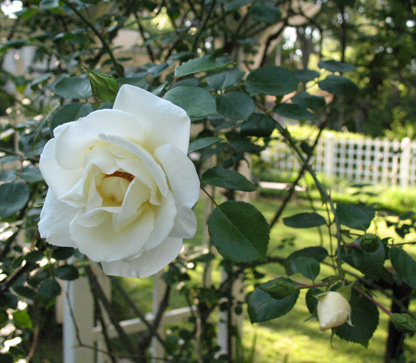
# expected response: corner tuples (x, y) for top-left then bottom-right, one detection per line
(390, 247), (416, 289)
(118, 77), (147, 89)
(51, 247), (75, 260)
(208, 201), (269, 263)
(291, 92), (326, 112)
(207, 69), (245, 90)
(246, 66), (299, 96)
(164, 86), (216, 117)
(249, 3), (281, 23)
(38, 279), (61, 307)
(54, 77), (93, 99)
(39, 0), (59, 8)
(339, 242), (385, 280)
(224, 0), (251, 11)
(201, 167), (256, 191)
(55, 265), (79, 281)
(293, 69), (320, 83)
(274, 103), (315, 120)
(50, 102), (94, 131)
(0, 292), (18, 309)
(336, 203), (375, 231)
(0, 170), (16, 183)
(0, 181), (29, 219)
(283, 212), (326, 228)
(240, 112), (275, 137)
(13, 310), (32, 329)
(318, 60), (355, 73)
(285, 257), (320, 280)
(188, 137), (222, 154)
(175, 55), (232, 78)
(318, 75), (358, 96)
(13, 285), (37, 301)
(336, 287), (379, 347)
(216, 92), (255, 120)
(287, 247), (328, 262)
(248, 286), (299, 323)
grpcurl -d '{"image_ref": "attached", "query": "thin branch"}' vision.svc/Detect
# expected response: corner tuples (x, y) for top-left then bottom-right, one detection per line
(192, 0), (217, 53)
(60, 0), (124, 77)
(84, 265), (139, 358)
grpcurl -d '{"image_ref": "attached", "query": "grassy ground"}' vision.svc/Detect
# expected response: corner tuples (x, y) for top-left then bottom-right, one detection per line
(115, 195), (416, 363)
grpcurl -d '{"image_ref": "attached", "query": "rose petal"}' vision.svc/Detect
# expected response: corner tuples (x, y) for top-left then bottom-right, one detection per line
(155, 144), (200, 238)
(144, 190), (177, 251)
(38, 190), (78, 247)
(101, 237), (183, 278)
(117, 178), (150, 224)
(99, 133), (168, 196)
(39, 139), (82, 198)
(54, 109), (146, 170)
(113, 85), (191, 154)
(70, 205), (154, 262)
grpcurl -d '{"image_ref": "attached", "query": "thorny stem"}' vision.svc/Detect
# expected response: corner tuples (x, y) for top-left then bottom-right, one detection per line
(353, 285), (392, 316)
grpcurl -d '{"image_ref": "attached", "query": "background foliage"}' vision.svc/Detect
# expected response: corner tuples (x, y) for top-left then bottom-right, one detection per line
(0, 0), (416, 362)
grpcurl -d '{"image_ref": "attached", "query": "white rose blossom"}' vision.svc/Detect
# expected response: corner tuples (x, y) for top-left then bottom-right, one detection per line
(317, 291), (352, 332)
(38, 85), (200, 278)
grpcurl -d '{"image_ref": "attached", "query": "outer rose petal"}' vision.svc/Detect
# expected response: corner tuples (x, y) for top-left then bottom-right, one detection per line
(39, 139), (82, 198)
(113, 85), (191, 154)
(54, 109), (146, 170)
(102, 238), (183, 278)
(38, 190), (78, 247)
(155, 144), (200, 238)
(70, 205), (155, 262)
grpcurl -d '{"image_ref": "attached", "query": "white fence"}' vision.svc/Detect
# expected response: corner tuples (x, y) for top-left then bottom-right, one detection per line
(262, 135), (416, 187)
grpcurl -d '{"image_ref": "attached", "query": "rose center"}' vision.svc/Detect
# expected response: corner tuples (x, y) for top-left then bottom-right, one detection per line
(100, 172), (134, 203)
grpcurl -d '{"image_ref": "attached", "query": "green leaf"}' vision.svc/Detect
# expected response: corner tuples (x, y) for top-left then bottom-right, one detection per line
(240, 112), (275, 137)
(164, 86), (216, 117)
(0, 353), (13, 363)
(291, 92), (326, 112)
(339, 242), (385, 280)
(201, 167), (256, 191)
(0, 170), (16, 183)
(55, 265), (79, 281)
(208, 201), (269, 263)
(175, 55), (233, 78)
(0, 181), (29, 219)
(216, 92), (255, 120)
(283, 213), (326, 228)
(188, 137), (222, 154)
(86, 68), (119, 103)
(274, 103), (315, 120)
(336, 287), (379, 347)
(293, 69), (320, 83)
(285, 257), (320, 280)
(248, 286), (299, 323)
(306, 287), (323, 314)
(38, 279), (61, 307)
(249, 3), (281, 23)
(259, 277), (298, 299)
(224, 0), (251, 12)
(20, 167), (43, 183)
(39, 0), (60, 9)
(118, 77), (147, 89)
(318, 60), (355, 73)
(390, 247), (416, 289)
(51, 247), (75, 260)
(318, 75), (358, 96)
(13, 285), (37, 301)
(246, 66), (299, 96)
(206, 69), (245, 90)
(13, 310), (33, 329)
(287, 247), (329, 262)
(336, 203), (375, 231)
(54, 77), (93, 99)
(50, 102), (94, 131)
(0, 292), (18, 309)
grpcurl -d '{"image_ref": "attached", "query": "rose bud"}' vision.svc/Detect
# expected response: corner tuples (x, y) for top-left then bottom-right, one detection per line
(317, 291), (352, 332)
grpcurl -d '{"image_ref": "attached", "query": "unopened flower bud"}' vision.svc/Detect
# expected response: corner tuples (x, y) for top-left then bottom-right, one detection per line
(390, 313), (416, 333)
(86, 68), (119, 103)
(317, 291), (352, 332)
(360, 233), (380, 253)
(260, 279), (296, 299)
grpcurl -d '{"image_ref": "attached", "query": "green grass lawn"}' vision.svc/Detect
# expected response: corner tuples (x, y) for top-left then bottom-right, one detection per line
(116, 195), (416, 363)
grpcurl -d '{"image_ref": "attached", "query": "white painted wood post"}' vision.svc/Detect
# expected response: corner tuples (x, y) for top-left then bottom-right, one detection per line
(64, 277), (95, 363)
(151, 271), (165, 362)
(324, 135), (334, 178)
(400, 137), (411, 188)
